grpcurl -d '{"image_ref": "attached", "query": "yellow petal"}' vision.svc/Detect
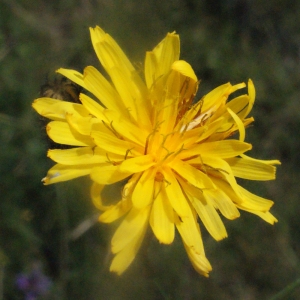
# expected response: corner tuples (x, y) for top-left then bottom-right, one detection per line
(245, 79), (255, 116)
(162, 168), (190, 217)
(201, 83), (232, 114)
(155, 32), (180, 75)
(110, 212), (148, 275)
(182, 118), (224, 144)
(159, 64), (198, 135)
(144, 51), (157, 89)
(91, 164), (132, 185)
(175, 206), (205, 255)
(237, 185), (274, 211)
(89, 26), (135, 77)
(90, 182), (112, 211)
(79, 93), (106, 120)
(119, 155), (155, 173)
(65, 113), (98, 136)
(149, 181), (175, 244)
(200, 156), (242, 196)
(46, 121), (95, 146)
(131, 168), (156, 209)
(179, 179), (227, 241)
(171, 60), (197, 82)
(241, 154), (281, 166)
(227, 107), (245, 142)
(96, 176), (136, 223)
(145, 32), (180, 88)
(212, 177), (274, 212)
(237, 206), (277, 224)
(171, 159), (215, 190)
(154, 31), (179, 58)
(103, 109), (148, 145)
(183, 242), (212, 277)
(226, 95), (250, 120)
(90, 27), (149, 121)
(56, 68), (87, 89)
(83, 65), (123, 112)
(111, 206), (150, 254)
(99, 199), (132, 223)
(107, 66), (150, 125)
(32, 98), (90, 121)
(42, 163), (92, 185)
(91, 130), (142, 156)
(226, 157), (277, 180)
(203, 189), (240, 220)
(48, 147), (121, 165)
(180, 140), (252, 160)
(158, 70), (182, 134)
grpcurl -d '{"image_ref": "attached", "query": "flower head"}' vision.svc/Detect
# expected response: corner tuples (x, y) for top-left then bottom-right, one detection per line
(33, 26), (280, 276)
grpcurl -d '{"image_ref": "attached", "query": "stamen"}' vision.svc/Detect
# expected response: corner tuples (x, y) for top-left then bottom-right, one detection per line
(105, 153), (119, 166)
(161, 151), (175, 163)
(178, 97), (204, 132)
(101, 120), (122, 139)
(153, 181), (163, 200)
(144, 120), (164, 155)
(162, 143), (186, 164)
(124, 148), (133, 160)
(199, 155), (207, 174)
(179, 77), (190, 97)
(91, 146), (96, 155)
(203, 164), (229, 175)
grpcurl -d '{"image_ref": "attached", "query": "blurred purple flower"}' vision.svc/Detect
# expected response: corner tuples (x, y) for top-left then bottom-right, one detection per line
(16, 262), (51, 300)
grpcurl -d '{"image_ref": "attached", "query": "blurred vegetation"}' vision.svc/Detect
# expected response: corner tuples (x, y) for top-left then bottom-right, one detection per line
(1, 0), (300, 299)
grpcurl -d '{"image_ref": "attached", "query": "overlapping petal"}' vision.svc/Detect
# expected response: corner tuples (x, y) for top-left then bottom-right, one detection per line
(42, 163), (94, 185)
(145, 31), (180, 89)
(149, 181), (175, 244)
(46, 121), (95, 146)
(48, 147), (120, 165)
(32, 97), (90, 121)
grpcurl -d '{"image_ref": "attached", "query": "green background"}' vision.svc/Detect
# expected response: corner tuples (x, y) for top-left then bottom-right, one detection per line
(1, 0), (299, 299)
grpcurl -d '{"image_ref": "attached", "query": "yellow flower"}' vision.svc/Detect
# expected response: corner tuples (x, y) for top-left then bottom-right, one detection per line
(32, 26), (280, 276)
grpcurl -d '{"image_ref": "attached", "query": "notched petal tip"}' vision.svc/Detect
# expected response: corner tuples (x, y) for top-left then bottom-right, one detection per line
(41, 175), (51, 185)
(90, 25), (106, 34)
(46, 150), (51, 158)
(55, 68), (63, 73)
(42, 171), (61, 185)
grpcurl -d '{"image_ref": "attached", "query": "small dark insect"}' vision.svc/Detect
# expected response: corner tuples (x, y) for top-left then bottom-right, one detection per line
(40, 76), (82, 103)
(39, 76), (83, 149)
